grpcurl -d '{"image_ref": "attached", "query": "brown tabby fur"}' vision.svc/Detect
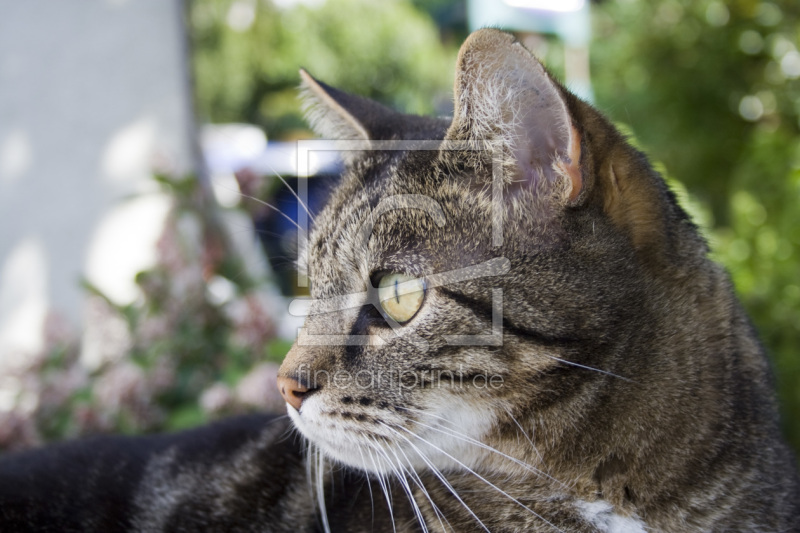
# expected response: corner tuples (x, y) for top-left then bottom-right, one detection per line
(1, 28), (798, 533)
(280, 29), (800, 531)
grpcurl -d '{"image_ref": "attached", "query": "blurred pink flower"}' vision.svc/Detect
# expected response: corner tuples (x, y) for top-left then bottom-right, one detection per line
(227, 294), (276, 353)
(235, 362), (284, 413)
(94, 362), (148, 413)
(0, 411), (40, 451)
(200, 382), (233, 414)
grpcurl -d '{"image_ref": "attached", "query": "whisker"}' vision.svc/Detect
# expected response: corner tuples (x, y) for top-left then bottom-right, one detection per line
(366, 445), (397, 533)
(271, 415), (295, 444)
(373, 437), (429, 533)
(315, 446), (331, 533)
(411, 418), (566, 490)
(402, 408), (566, 490)
(251, 228), (287, 239)
(379, 422), (491, 533)
(390, 435), (452, 533)
(395, 425), (566, 533)
(220, 183), (307, 234)
(273, 171), (317, 223)
(501, 406), (542, 462)
(544, 354), (635, 382)
(501, 405), (561, 485)
(305, 441), (315, 511)
(356, 445), (376, 528)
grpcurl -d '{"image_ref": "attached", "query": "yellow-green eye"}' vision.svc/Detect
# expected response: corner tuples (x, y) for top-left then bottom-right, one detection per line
(377, 273), (425, 323)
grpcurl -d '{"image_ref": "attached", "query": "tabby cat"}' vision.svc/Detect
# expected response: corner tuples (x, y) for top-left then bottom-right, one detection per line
(1, 29), (798, 533)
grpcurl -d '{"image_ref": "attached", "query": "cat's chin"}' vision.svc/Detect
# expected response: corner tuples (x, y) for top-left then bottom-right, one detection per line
(285, 396), (498, 476)
(286, 403), (388, 472)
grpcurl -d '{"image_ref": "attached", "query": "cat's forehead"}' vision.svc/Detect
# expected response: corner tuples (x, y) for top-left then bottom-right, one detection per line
(307, 149), (493, 288)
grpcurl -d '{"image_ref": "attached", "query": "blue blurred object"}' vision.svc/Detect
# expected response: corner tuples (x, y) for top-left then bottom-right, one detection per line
(253, 171), (340, 296)
(202, 125), (342, 296)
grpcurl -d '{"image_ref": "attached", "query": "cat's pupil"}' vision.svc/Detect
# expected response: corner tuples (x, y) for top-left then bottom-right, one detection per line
(377, 273), (425, 323)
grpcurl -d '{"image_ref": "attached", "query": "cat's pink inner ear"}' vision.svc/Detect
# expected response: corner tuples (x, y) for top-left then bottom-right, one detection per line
(447, 29), (583, 203)
(559, 124), (583, 201)
(509, 90), (583, 202)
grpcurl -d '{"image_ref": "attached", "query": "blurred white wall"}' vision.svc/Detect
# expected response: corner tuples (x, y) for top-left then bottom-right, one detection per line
(0, 0), (195, 364)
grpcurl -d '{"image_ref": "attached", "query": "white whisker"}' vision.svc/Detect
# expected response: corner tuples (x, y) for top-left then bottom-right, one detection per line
(502, 405), (543, 464)
(273, 170), (317, 223)
(227, 184), (307, 234)
(395, 425), (566, 533)
(366, 444), (397, 533)
(379, 422), (491, 533)
(544, 355), (634, 382)
(390, 435), (452, 533)
(403, 407), (566, 490)
(356, 445), (376, 527)
(373, 437), (429, 533)
(315, 446), (331, 533)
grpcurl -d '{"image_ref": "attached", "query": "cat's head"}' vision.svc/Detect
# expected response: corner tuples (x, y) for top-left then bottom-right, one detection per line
(277, 29), (702, 476)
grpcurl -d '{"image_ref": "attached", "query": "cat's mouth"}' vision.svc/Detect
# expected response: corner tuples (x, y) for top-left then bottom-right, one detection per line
(286, 393), (497, 475)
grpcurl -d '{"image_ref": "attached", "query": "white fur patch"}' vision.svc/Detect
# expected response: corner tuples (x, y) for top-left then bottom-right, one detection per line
(576, 500), (647, 533)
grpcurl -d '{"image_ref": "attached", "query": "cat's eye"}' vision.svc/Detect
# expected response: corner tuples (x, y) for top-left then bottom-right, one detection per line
(377, 273), (426, 324)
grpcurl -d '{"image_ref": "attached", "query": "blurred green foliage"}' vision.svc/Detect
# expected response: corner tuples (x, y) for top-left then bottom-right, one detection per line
(189, 0), (800, 453)
(592, 0), (800, 452)
(191, 0), (457, 139)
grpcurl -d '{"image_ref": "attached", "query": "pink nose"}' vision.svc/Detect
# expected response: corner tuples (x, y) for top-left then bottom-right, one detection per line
(277, 376), (310, 410)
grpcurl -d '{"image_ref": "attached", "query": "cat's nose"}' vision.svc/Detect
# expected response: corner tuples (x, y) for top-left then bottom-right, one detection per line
(277, 376), (312, 411)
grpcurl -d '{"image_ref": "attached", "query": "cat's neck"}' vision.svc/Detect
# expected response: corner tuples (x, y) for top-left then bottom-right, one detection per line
(400, 261), (787, 532)
(411, 468), (639, 532)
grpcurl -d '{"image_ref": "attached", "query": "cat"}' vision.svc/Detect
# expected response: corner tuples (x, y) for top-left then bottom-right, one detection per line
(1, 28), (799, 532)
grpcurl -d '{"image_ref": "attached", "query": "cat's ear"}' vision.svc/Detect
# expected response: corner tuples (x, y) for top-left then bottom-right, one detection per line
(299, 69), (401, 142)
(445, 29), (582, 203)
(299, 69), (369, 141)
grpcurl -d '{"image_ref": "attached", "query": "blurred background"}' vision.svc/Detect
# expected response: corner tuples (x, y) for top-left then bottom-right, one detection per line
(1, 0), (799, 455)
